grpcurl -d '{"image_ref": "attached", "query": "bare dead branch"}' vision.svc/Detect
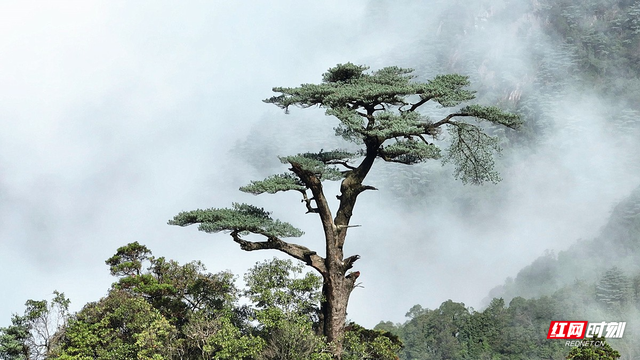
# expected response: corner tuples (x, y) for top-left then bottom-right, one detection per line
(343, 254), (360, 271)
(298, 190), (319, 214)
(335, 224), (362, 229)
(345, 271), (360, 290)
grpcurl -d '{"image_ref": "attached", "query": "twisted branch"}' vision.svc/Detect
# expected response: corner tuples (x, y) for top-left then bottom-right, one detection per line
(231, 230), (327, 275)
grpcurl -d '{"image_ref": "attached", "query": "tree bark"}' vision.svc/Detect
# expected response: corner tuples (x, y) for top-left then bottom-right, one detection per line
(318, 137), (379, 359)
(235, 136), (381, 359)
(321, 260), (359, 359)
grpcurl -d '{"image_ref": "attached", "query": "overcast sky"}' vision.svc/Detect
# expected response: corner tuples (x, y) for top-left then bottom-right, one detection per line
(1, 1), (639, 329)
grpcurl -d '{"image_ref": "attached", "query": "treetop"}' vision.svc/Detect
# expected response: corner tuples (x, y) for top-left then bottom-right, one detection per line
(263, 63), (521, 184)
(264, 63), (478, 112)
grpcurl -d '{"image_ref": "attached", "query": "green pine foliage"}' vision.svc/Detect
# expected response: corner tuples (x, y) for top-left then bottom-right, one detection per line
(378, 139), (441, 165)
(442, 123), (503, 184)
(105, 241), (152, 277)
(261, 62), (521, 187)
(277, 154), (344, 181)
(240, 173), (306, 195)
(596, 267), (633, 310)
(458, 105), (521, 128)
(264, 65), (477, 112)
(169, 203), (304, 238)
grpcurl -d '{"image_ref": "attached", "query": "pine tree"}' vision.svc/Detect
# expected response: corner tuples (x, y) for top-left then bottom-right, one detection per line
(596, 267), (632, 310)
(169, 63), (519, 359)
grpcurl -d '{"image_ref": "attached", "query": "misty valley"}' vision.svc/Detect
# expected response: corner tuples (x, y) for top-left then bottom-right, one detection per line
(2, 0), (640, 359)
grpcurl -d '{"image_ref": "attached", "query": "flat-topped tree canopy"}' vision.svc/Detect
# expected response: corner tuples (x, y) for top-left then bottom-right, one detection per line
(264, 63), (520, 184)
(169, 203), (304, 239)
(237, 151), (356, 197)
(264, 63), (477, 110)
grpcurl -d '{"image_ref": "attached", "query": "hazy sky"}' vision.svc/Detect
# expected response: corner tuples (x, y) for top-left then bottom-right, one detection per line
(1, 1), (639, 329)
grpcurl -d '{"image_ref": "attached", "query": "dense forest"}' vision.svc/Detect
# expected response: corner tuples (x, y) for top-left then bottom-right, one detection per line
(3, 0), (640, 358)
(0, 243), (401, 359)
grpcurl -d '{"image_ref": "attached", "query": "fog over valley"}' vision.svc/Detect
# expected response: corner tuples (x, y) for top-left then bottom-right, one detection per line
(1, 1), (640, 358)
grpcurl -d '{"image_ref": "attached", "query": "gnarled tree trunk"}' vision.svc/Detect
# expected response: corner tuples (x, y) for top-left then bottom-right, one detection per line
(320, 254), (359, 358)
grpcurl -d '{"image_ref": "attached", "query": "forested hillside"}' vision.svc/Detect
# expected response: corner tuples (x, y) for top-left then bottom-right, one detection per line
(489, 185), (640, 303)
(371, 0), (640, 209)
(376, 185), (640, 359)
(371, 0), (640, 358)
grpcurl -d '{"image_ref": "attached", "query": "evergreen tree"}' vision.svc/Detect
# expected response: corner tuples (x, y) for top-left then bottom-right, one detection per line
(169, 63), (519, 358)
(596, 267), (632, 310)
